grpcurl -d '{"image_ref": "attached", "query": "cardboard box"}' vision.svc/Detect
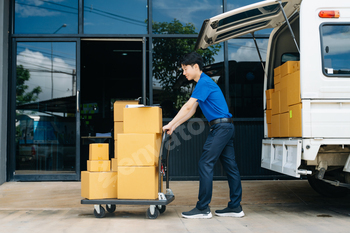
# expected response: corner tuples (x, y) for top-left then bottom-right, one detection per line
(118, 166), (159, 200)
(271, 91), (280, 115)
(89, 143), (109, 160)
(293, 61), (300, 72)
(113, 100), (139, 121)
(271, 114), (280, 137)
(117, 133), (161, 166)
(281, 61), (299, 77)
(274, 66), (280, 77)
(265, 89), (274, 100)
(274, 74), (281, 85)
(267, 99), (272, 110)
(287, 71), (301, 106)
(87, 160), (110, 172)
(266, 109), (272, 124)
(280, 112), (289, 137)
(280, 75), (288, 113)
(289, 103), (302, 137)
(275, 83), (281, 91)
(111, 158), (118, 172)
(114, 140), (117, 159)
(114, 122), (123, 139)
(123, 107), (162, 134)
(267, 123), (272, 138)
(81, 171), (118, 200)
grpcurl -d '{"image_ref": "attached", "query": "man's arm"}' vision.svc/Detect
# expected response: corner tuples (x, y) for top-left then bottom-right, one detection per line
(163, 97), (198, 135)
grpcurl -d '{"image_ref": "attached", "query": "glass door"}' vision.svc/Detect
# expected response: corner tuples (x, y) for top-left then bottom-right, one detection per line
(12, 40), (80, 180)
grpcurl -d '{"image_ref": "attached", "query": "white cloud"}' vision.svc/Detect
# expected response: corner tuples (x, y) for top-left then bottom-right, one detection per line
(229, 40), (268, 62)
(323, 33), (350, 55)
(15, 0), (67, 17)
(17, 48), (75, 101)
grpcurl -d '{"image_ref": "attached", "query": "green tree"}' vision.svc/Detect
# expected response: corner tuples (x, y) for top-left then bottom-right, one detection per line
(16, 65), (42, 105)
(152, 19), (221, 110)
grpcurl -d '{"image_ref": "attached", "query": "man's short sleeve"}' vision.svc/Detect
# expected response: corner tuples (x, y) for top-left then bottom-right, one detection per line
(191, 78), (210, 102)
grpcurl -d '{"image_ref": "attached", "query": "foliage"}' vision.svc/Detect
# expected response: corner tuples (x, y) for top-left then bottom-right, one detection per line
(152, 19), (221, 108)
(16, 65), (42, 105)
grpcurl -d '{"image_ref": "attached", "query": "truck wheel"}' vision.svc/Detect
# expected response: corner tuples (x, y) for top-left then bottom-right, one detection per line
(307, 175), (349, 198)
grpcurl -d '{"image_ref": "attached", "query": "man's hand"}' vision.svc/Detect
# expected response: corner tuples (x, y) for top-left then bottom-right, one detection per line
(163, 123), (175, 135)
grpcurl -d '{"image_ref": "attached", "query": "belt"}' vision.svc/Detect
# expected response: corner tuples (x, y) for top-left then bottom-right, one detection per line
(209, 118), (233, 127)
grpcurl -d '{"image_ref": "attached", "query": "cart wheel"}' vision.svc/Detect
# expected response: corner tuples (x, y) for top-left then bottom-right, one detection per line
(157, 205), (166, 214)
(146, 207), (160, 219)
(93, 205), (106, 218)
(106, 204), (116, 213)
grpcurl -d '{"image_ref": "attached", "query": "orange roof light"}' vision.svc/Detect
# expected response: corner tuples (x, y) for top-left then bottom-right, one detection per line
(319, 10), (340, 18)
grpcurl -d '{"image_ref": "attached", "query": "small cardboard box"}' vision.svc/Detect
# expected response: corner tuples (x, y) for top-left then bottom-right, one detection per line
(113, 100), (139, 121)
(274, 74), (281, 85)
(267, 123), (272, 138)
(281, 61), (298, 77)
(266, 109), (272, 124)
(123, 107), (162, 134)
(289, 103), (302, 137)
(87, 160), (110, 172)
(280, 112), (289, 137)
(118, 166), (159, 200)
(265, 89), (274, 100)
(117, 133), (161, 166)
(81, 171), (118, 200)
(292, 61), (300, 72)
(271, 114), (280, 137)
(274, 66), (280, 77)
(89, 143), (109, 160)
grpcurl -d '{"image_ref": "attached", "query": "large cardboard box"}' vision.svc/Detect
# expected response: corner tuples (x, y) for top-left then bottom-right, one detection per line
(123, 107), (162, 134)
(280, 112), (289, 137)
(287, 71), (301, 106)
(289, 103), (302, 137)
(281, 61), (298, 77)
(113, 100), (139, 121)
(118, 166), (159, 200)
(87, 160), (110, 172)
(81, 171), (118, 199)
(271, 91), (280, 115)
(114, 122), (123, 139)
(117, 133), (161, 166)
(271, 114), (280, 137)
(89, 143), (109, 160)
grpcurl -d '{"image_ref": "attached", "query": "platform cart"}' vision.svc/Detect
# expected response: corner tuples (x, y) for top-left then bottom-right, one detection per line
(81, 132), (174, 219)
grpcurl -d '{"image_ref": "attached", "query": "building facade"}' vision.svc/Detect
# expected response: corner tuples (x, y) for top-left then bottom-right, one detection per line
(0, 0), (280, 183)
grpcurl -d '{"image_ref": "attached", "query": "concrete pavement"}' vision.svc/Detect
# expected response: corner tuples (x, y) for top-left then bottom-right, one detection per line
(1, 180), (350, 233)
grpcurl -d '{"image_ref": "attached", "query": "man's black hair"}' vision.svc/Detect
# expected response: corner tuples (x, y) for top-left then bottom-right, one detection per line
(180, 52), (204, 71)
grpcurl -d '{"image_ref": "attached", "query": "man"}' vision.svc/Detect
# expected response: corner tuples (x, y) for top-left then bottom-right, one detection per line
(163, 52), (244, 219)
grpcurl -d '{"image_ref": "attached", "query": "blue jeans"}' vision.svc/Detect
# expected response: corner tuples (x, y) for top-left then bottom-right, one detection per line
(196, 122), (242, 210)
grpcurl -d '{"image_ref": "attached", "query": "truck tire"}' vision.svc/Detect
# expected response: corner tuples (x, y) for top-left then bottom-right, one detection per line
(307, 175), (349, 198)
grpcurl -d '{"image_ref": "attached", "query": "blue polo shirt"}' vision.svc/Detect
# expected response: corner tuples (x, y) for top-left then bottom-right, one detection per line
(191, 73), (232, 122)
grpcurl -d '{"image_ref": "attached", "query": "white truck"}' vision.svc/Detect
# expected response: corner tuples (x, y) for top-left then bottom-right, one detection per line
(196, 0), (350, 197)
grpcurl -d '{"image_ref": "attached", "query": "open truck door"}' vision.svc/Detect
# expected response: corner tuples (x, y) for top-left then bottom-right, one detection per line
(196, 0), (350, 198)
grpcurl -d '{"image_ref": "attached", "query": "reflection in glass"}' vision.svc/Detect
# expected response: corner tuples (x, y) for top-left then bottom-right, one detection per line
(321, 25), (350, 75)
(15, 42), (77, 174)
(228, 38), (268, 118)
(152, 0), (222, 34)
(84, 0), (148, 34)
(15, 0), (78, 34)
(152, 35), (222, 118)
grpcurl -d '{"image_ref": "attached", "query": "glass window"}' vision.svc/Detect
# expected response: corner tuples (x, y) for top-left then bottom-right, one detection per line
(228, 38), (268, 118)
(84, 0), (148, 34)
(15, 0), (78, 34)
(15, 42), (77, 174)
(152, 38), (223, 118)
(152, 0), (223, 34)
(321, 24), (350, 76)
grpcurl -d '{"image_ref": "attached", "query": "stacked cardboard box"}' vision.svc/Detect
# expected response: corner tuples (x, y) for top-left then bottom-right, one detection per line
(267, 61), (302, 137)
(117, 107), (162, 200)
(112, 100), (139, 171)
(81, 143), (118, 199)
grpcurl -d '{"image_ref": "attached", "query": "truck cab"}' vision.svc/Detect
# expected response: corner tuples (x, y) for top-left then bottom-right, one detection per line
(196, 0), (350, 197)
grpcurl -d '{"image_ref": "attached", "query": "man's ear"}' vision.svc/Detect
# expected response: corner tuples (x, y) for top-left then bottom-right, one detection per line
(194, 63), (200, 71)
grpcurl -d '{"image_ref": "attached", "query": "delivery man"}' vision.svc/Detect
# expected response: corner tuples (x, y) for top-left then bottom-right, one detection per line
(163, 52), (244, 219)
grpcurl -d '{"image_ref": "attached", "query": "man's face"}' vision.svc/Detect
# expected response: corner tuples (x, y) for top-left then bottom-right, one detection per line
(181, 64), (198, 81)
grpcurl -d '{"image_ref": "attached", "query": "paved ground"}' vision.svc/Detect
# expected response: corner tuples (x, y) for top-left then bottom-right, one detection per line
(1, 180), (350, 233)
